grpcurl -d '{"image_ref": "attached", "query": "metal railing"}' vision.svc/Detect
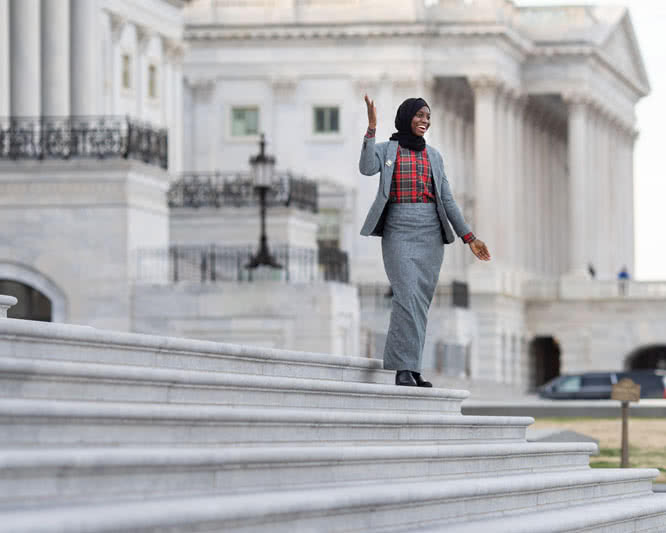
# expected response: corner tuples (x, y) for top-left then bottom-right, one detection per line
(0, 116), (168, 169)
(167, 171), (318, 212)
(134, 244), (348, 284)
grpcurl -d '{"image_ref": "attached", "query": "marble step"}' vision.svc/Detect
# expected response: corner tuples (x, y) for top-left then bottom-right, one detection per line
(0, 356), (467, 413)
(0, 318), (393, 384)
(0, 442), (597, 508)
(418, 493), (666, 533)
(0, 398), (533, 447)
(0, 469), (658, 533)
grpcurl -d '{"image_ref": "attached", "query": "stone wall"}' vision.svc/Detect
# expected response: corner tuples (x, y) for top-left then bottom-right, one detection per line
(0, 160), (169, 330)
(132, 280), (360, 356)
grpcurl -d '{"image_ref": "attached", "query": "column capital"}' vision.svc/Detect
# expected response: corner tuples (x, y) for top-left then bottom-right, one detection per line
(468, 75), (502, 93)
(107, 11), (127, 43)
(186, 76), (216, 96)
(562, 90), (593, 107)
(164, 38), (185, 63)
(135, 24), (153, 52)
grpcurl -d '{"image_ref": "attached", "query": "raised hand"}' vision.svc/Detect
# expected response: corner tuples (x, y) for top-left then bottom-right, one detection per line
(470, 239), (491, 261)
(364, 94), (377, 129)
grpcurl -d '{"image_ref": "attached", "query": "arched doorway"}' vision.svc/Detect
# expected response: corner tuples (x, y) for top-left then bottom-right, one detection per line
(529, 336), (561, 390)
(625, 345), (666, 371)
(0, 280), (52, 321)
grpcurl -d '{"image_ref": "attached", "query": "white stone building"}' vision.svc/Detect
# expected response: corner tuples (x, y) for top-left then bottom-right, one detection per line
(1, 0), (665, 392)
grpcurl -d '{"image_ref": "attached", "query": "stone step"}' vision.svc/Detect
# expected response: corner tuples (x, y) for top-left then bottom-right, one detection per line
(0, 399), (533, 447)
(0, 469), (658, 533)
(418, 493), (666, 533)
(0, 356), (467, 413)
(0, 442), (597, 508)
(0, 318), (393, 384)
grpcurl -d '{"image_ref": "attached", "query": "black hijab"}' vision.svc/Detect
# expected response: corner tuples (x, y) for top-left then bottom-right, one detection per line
(389, 97), (430, 152)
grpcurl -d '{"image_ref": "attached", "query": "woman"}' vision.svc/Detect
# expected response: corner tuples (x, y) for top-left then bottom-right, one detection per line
(359, 94), (491, 387)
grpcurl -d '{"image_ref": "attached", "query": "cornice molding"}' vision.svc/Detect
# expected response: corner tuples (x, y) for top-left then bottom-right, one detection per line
(185, 22), (646, 97)
(185, 22), (533, 54)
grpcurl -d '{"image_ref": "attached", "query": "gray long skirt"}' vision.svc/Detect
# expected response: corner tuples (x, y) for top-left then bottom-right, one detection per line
(381, 202), (444, 372)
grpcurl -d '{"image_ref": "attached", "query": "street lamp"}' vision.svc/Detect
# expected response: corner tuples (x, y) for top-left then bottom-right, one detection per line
(245, 133), (283, 270)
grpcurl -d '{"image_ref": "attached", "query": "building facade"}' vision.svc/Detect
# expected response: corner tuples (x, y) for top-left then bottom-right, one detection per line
(0, 0), (664, 392)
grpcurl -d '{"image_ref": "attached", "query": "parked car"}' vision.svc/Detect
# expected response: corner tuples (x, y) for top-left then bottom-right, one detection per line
(538, 370), (666, 400)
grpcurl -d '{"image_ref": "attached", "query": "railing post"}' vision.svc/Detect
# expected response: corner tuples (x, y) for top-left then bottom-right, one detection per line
(0, 295), (18, 318)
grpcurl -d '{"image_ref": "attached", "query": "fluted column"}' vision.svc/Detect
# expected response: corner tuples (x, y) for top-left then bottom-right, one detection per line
(514, 96), (526, 272)
(0, 0), (9, 117)
(623, 126), (637, 275)
(564, 94), (590, 276)
(41, 0), (70, 116)
(504, 91), (518, 269)
(70, 0), (98, 115)
(10, 0), (41, 116)
(598, 110), (611, 278)
(471, 77), (500, 258)
(495, 88), (510, 262)
(587, 106), (600, 275)
(524, 107), (536, 273)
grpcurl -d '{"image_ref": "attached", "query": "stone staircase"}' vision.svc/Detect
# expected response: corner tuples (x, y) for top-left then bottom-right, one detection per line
(0, 313), (665, 532)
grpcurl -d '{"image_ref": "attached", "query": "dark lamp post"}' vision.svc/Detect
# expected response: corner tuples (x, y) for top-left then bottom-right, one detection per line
(245, 133), (283, 270)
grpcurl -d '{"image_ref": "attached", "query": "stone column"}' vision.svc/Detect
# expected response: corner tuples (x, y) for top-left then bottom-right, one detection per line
(10, 0), (41, 116)
(494, 87), (510, 262)
(70, 0), (98, 115)
(524, 107), (535, 274)
(470, 77), (500, 257)
(190, 78), (216, 172)
(504, 91), (518, 269)
(514, 96), (526, 272)
(564, 94), (590, 277)
(41, 0), (70, 116)
(597, 110), (610, 278)
(624, 126), (637, 276)
(587, 105), (600, 276)
(108, 13), (126, 115)
(0, 0), (9, 117)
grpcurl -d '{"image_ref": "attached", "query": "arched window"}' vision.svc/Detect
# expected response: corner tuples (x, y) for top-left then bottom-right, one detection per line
(528, 336), (561, 390)
(0, 280), (52, 321)
(625, 345), (666, 371)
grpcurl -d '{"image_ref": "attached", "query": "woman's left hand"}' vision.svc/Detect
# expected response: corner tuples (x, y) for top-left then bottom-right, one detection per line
(469, 239), (491, 261)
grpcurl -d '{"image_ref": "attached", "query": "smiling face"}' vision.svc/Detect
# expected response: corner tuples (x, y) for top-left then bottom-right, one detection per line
(411, 105), (431, 137)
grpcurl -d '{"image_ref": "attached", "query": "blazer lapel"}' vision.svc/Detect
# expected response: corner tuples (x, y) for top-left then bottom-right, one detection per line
(383, 141), (399, 197)
(426, 144), (442, 201)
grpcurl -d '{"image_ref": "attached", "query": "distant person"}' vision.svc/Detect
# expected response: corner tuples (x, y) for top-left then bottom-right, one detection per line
(359, 94), (490, 387)
(588, 263), (596, 279)
(618, 265), (630, 295)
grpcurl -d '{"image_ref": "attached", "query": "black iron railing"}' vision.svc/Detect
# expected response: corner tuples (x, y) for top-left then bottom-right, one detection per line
(135, 244), (348, 284)
(0, 116), (168, 169)
(167, 171), (318, 212)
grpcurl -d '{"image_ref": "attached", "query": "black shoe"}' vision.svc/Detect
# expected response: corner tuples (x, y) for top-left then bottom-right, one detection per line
(411, 372), (433, 388)
(395, 370), (417, 386)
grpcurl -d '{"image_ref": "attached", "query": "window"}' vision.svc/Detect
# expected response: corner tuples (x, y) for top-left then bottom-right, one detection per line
(317, 208), (340, 249)
(122, 54), (131, 89)
(313, 106), (340, 134)
(148, 64), (158, 99)
(555, 376), (582, 392)
(581, 375), (611, 387)
(231, 106), (259, 137)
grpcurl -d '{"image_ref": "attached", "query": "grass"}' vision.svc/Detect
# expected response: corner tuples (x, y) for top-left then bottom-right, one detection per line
(531, 417), (666, 483)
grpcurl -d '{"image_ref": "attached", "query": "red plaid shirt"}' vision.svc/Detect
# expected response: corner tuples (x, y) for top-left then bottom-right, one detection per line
(388, 145), (436, 204)
(364, 127), (476, 243)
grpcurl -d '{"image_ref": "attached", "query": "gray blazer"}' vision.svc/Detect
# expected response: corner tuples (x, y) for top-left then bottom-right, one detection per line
(358, 135), (472, 244)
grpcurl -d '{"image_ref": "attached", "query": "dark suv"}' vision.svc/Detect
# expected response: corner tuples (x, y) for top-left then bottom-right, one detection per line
(538, 370), (666, 400)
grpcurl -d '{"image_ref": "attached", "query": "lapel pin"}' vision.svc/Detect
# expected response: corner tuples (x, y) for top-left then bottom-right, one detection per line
(386, 160), (393, 167)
